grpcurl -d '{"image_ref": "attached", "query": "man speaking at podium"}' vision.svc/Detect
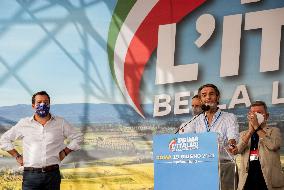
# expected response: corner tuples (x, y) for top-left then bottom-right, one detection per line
(178, 83), (239, 190)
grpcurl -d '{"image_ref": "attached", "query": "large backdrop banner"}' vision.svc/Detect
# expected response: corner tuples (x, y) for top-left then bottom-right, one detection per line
(0, 0), (283, 189)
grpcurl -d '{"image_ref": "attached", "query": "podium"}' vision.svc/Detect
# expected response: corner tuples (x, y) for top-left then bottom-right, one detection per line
(153, 133), (219, 190)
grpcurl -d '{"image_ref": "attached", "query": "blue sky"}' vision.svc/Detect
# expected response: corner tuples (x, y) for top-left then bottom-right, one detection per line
(0, 0), (283, 108)
(0, 0), (122, 106)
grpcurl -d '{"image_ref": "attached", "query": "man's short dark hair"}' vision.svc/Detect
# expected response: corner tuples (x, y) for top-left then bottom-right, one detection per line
(198, 84), (220, 97)
(250, 100), (268, 113)
(32, 91), (50, 104)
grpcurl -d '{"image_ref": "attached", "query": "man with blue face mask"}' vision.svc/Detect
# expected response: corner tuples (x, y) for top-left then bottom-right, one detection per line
(0, 91), (83, 190)
(35, 102), (50, 118)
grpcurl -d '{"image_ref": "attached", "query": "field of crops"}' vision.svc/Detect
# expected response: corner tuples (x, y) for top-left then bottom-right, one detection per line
(60, 163), (153, 190)
(0, 128), (283, 190)
(0, 163), (154, 190)
(1, 157), (284, 190)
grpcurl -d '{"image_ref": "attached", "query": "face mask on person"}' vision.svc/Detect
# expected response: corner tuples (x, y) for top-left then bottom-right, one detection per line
(192, 107), (202, 116)
(35, 103), (50, 118)
(205, 102), (218, 110)
(255, 112), (265, 125)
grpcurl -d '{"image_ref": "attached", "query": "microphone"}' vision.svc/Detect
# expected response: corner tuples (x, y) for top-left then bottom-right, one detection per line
(175, 104), (210, 134)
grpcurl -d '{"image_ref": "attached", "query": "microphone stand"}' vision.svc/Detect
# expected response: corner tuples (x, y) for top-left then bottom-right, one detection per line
(174, 104), (210, 134)
(175, 110), (204, 134)
(222, 147), (237, 190)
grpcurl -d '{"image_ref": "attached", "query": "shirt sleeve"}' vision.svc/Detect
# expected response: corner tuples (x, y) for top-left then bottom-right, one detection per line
(62, 119), (83, 151)
(236, 131), (249, 154)
(226, 113), (240, 142)
(224, 114), (240, 142)
(260, 127), (282, 151)
(0, 121), (23, 151)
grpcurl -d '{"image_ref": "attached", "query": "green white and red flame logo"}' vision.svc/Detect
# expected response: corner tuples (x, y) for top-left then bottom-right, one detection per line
(108, 0), (206, 117)
(169, 138), (177, 152)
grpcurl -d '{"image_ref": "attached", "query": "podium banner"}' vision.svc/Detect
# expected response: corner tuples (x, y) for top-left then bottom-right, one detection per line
(153, 132), (219, 190)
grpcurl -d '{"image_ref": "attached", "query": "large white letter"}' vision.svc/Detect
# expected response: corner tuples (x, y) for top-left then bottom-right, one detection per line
(195, 14), (215, 48)
(155, 24), (198, 84)
(272, 81), (284, 104)
(174, 91), (191, 115)
(228, 85), (251, 109)
(220, 14), (242, 77)
(153, 94), (171, 117)
(245, 8), (284, 72)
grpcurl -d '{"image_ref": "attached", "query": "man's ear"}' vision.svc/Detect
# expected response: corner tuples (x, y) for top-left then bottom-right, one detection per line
(32, 104), (35, 109)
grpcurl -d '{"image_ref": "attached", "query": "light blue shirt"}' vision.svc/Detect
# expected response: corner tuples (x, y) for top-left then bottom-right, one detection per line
(179, 109), (239, 160)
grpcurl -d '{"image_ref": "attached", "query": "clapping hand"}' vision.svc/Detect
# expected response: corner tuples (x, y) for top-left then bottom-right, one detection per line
(247, 111), (259, 131)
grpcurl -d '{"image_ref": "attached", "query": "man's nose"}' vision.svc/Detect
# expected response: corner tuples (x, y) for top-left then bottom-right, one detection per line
(205, 94), (211, 100)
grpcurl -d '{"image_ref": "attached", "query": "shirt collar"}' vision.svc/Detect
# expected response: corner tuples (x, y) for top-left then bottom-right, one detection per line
(204, 108), (222, 119)
(29, 113), (55, 122)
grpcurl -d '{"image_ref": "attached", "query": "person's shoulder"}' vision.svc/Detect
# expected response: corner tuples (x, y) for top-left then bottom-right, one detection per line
(13, 116), (33, 128)
(179, 116), (199, 127)
(51, 115), (65, 121)
(220, 111), (237, 118)
(268, 126), (281, 132)
(51, 115), (72, 125)
(220, 110), (233, 115)
(185, 115), (203, 125)
(18, 116), (32, 123)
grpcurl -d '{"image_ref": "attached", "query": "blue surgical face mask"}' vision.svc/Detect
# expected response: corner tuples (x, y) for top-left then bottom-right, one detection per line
(35, 103), (50, 118)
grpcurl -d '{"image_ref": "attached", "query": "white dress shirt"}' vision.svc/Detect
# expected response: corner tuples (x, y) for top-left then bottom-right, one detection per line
(179, 109), (239, 160)
(0, 114), (83, 167)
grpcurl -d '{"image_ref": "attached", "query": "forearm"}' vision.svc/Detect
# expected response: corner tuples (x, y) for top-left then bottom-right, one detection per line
(236, 132), (252, 154)
(63, 121), (83, 151)
(63, 147), (72, 155)
(59, 147), (73, 161)
(242, 130), (254, 144)
(227, 115), (239, 142)
(7, 149), (21, 158)
(7, 149), (23, 166)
